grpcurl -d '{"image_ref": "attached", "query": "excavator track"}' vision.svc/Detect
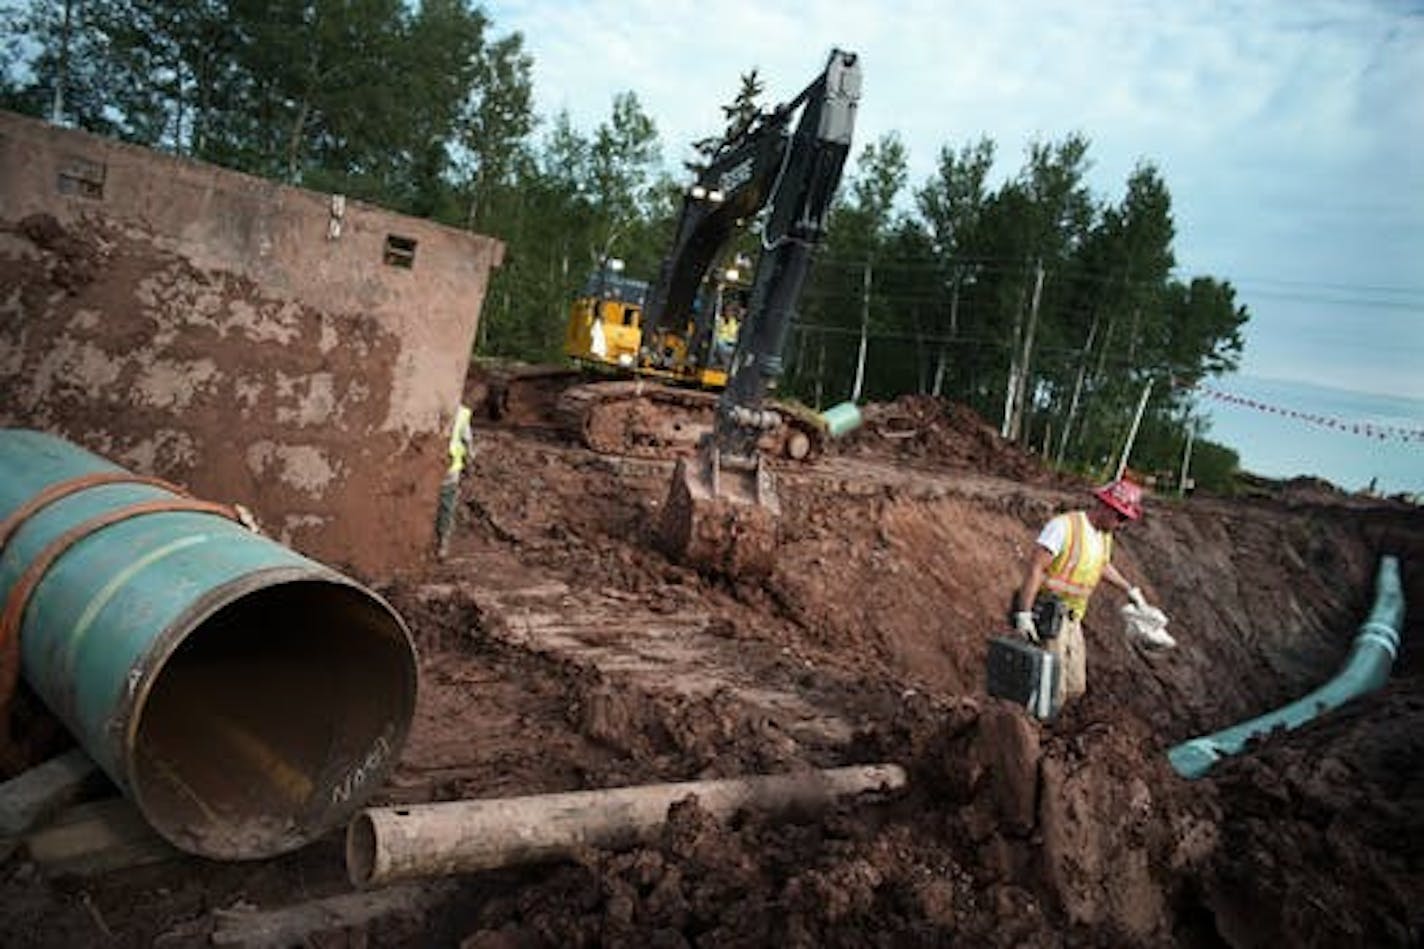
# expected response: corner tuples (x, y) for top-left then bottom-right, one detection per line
(555, 380), (821, 461)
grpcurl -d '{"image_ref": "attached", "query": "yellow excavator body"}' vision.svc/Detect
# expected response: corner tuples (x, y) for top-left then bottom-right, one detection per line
(564, 295), (643, 369)
(564, 281), (730, 389)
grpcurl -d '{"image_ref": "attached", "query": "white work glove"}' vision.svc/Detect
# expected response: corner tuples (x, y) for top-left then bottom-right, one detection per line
(1128, 586), (1149, 611)
(1121, 601), (1176, 651)
(1013, 610), (1040, 645)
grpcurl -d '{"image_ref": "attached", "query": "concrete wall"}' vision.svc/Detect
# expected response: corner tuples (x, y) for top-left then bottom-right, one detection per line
(0, 111), (504, 577)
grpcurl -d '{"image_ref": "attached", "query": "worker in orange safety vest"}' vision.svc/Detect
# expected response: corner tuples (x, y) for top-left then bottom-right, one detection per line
(1012, 477), (1175, 709)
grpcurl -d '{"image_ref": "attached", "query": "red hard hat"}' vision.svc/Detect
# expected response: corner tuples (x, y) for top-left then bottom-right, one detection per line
(1094, 478), (1144, 520)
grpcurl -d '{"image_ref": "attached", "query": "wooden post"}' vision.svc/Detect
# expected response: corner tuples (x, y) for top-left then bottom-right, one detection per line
(348, 764), (906, 887)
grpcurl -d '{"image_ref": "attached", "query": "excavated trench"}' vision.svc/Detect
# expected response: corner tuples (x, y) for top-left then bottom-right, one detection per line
(1, 395), (1422, 947)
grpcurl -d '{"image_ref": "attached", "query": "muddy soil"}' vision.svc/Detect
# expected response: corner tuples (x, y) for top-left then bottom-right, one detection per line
(2, 388), (1421, 947)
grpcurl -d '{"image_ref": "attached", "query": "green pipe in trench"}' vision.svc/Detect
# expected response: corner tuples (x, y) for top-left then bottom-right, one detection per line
(1168, 555), (1405, 779)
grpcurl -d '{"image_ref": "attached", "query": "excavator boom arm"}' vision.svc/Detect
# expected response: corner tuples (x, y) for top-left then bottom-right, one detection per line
(719, 50), (860, 457)
(643, 50), (861, 386)
(654, 50), (861, 577)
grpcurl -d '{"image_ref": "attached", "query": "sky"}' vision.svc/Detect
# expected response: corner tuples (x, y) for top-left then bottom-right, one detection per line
(487, 0), (1424, 495)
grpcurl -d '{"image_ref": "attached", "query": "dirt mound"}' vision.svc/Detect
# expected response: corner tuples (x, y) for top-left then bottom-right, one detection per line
(444, 693), (1209, 947)
(1194, 684), (1424, 946)
(418, 429), (1424, 947)
(3, 393), (1422, 947)
(836, 395), (1073, 485)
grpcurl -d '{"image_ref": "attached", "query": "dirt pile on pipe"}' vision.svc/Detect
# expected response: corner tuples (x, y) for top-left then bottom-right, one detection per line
(1189, 684), (1424, 946)
(836, 395), (1074, 485)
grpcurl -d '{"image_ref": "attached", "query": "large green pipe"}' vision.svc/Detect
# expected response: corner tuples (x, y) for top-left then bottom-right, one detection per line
(1168, 555), (1405, 779)
(0, 430), (418, 859)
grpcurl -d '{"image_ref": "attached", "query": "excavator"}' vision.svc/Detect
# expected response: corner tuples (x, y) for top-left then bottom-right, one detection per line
(624, 48), (861, 575)
(494, 50), (859, 575)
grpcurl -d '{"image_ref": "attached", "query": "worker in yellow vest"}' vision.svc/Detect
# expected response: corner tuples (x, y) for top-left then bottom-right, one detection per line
(435, 404), (474, 559)
(1012, 477), (1175, 708)
(712, 305), (741, 368)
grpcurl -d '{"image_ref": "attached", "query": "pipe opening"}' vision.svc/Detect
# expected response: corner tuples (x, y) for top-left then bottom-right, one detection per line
(130, 579), (416, 859)
(347, 811), (378, 887)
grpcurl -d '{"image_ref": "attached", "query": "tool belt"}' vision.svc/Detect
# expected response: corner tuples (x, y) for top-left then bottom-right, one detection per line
(1006, 593), (1071, 641)
(1033, 595), (1070, 640)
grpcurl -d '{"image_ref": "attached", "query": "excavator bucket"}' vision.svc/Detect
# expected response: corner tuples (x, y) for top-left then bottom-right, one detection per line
(655, 451), (780, 578)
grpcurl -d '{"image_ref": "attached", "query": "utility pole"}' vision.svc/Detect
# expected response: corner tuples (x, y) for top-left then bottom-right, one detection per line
(1009, 260), (1045, 443)
(851, 257), (871, 402)
(814, 338), (826, 410)
(1001, 269), (1028, 439)
(1055, 313), (1099, 467)
(1115, 377), (1154, 480)
(1178, 418), (1196, 497)
(51, 0), (74, 125)
(932, 275), (960, 398)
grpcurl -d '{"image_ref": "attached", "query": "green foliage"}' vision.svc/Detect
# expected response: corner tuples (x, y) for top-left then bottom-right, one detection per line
(1188, 438), (1242, 495)
(476, 95), (673, 361)
(691, 68), (764, 168)
(785, 131), (1249, 483)
(0, 9), (1250, 471)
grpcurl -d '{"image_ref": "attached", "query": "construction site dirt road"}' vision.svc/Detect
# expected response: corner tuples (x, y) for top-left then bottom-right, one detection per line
(2, 382), (1421, 948)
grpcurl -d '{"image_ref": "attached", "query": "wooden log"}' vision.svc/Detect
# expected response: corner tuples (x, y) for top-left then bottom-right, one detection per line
(0, 748), (104, 838)
(348, 763), (906, 886)
(25, 796), (181, 878)
(210, 882), (456, 948)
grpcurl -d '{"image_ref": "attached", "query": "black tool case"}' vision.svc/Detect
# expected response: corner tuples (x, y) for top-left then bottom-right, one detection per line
(986, 636), (1061, 719)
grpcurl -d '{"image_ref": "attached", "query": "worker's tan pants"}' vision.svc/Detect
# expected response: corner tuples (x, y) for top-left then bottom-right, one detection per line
(1046, 615), (1087, 708)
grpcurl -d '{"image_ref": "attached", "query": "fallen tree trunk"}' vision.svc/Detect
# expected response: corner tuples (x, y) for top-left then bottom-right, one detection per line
(0, 748), (104, 839)
(210, 882), (456, 947)
(348, 763), (906, 886)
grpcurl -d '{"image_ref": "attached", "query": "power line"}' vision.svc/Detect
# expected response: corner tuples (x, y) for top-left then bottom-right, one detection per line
(805, 250), (1424, 307)
(1217, 276), (1424, 297)
(1220, 289), (1424, 311)
(790, 318), (1424, 421)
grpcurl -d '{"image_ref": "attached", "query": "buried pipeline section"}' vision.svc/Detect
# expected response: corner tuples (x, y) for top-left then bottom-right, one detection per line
(0, 429), (418, 859)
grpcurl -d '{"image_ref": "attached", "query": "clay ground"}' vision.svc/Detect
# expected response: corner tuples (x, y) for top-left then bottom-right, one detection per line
(2, 389), (1423, 947)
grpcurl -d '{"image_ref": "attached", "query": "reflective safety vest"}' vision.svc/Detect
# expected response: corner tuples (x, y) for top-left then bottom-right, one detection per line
(716, 316), (740, 344)
(447, 405), (473, 476)
(1043, 510), (1112, 617)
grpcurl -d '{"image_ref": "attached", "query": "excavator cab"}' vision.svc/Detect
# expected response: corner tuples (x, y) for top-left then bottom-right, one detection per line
(652, 49), (861, 576)
(567, 264), (743, 389)
(565, 266), (649, 368)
